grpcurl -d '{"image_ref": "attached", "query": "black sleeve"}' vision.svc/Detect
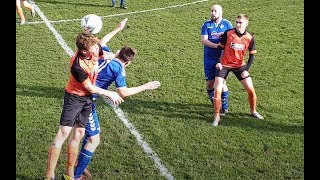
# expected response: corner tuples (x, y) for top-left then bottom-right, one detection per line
(219, 29), (228, 46)
(71, 65), (88, 83)
(245, 54), (254, 71)
(216, 46), (223, 63)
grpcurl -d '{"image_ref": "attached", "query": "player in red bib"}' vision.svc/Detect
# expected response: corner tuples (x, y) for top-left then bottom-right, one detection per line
(212, 14), (264, 127)
(45, 31), (124, 180)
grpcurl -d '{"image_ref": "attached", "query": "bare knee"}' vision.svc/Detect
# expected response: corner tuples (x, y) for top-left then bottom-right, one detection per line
(52, 126), (72, 147)
(73, 128), (86, 142)
(85, 135), (101, 151)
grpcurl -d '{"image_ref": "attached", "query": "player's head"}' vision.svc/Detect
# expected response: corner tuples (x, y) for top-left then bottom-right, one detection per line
(235, 14), (249, 34)
(117, 45), (137, 67)
(76, 31), (100, 60)
(211, 4), (223, 22)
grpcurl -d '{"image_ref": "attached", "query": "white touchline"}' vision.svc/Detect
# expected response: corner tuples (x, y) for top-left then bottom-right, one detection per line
(26, 0), (209, 179)
(104, 99), (175, 180)
(21, 0), (209, 25)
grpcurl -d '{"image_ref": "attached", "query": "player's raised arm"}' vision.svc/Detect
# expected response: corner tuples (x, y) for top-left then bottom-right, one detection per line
(99, 18), (128, 46)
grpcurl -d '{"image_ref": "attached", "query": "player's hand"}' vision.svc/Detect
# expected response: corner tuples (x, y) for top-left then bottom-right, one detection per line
(241, 70), (249, 78)
(118, 18), (128, 30)
(146, 81), (161, 90)
(106, 91), (124, 105)
(216, 63), (222, 70)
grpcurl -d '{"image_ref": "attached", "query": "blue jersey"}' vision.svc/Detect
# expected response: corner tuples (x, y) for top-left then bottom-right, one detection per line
(85, 48), (127, 137)
(201, 18), (233, 61)
(92, 59), (127, 99)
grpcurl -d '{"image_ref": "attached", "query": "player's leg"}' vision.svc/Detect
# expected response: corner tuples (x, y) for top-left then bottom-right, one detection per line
(74, 134), (100, 179)
(221, 80), (229, 115)
(204, 60), (230, 115)
(204, 61), (216, 104)
(63, 95), (93, 178)
(213, 77), (224, 125)
(234, 67), (264, 120)
(64, 125), (86, 179)
(16, 0), (25, 24)
(206, 79), (215, 103)
(120, 0), (127, 9)
(240, 77), (256, 112)
(212, 67), (229, 126)
(45, 125), (72, 179)
(240, 77), (264, 119)
(111, 0), (116, 7)
(21, 0), (35, 17)
(74, 103), (101, 179)
(46, 91), (83, 180)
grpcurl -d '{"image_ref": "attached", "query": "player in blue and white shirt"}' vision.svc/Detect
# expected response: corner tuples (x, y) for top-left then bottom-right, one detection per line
(74, 45), (161, 179)
(201, 4), (233, 116)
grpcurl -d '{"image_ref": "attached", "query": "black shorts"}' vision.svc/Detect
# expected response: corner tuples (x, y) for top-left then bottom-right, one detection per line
(59, 91), (93, 128)
(216, 65), (250, 81)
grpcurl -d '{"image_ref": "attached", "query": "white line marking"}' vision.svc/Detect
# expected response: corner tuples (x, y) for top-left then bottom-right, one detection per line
(104, 99), (175, 180)
(25, 0), (209, 179)
(21, 0), (209, 25)
(28, 2), (74, 56)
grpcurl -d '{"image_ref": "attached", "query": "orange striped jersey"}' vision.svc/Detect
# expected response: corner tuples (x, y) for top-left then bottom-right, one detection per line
(218, 28), (256, 68)
(65, 50), (100, 96)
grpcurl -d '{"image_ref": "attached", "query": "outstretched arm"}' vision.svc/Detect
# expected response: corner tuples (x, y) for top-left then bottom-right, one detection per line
(99, 18), (128, 46)
(117, 81), (161, 98)
(84, 82), (124, 105)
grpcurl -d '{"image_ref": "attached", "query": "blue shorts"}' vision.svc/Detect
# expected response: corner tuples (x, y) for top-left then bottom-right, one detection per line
(203, 56), (218, 81)
(84, 102), (101, 137)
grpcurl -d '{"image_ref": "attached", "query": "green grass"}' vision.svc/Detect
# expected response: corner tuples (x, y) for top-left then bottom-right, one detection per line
(16, 0), (304, 179)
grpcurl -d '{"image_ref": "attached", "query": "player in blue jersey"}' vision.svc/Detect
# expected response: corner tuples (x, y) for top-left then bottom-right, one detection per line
(111, 0), (127, 9)
(201, 4), (233, 116)
(74, 30), (161, 179)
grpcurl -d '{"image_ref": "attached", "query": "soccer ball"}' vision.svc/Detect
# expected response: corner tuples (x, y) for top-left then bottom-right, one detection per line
(81, 14), (103, 34)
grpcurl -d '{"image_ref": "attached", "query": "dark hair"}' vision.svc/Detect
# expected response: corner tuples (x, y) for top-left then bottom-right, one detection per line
(75, 31), (99, 51)
(117, 45), (137, 62)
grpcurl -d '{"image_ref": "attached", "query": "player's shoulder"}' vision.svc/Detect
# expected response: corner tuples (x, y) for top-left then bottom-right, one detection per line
(225, 28), (235, 34)
(108, 59), (122, 70)
(202, 19), (212, 26)
(221, 18), (233, 25)
(245, 30), (254, 37)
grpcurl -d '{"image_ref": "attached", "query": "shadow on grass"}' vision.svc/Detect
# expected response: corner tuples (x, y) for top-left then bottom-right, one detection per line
(103, 98), (304, 135)
(16, 174), (41, 180)
(219, 112), (303, 135)
(16, 84), (64, 99)
(16, 84), (303, 135)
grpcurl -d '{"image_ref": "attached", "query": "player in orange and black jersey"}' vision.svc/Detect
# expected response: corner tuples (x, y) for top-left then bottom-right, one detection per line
(212, 14), (264, 127)
(45, 31), (124, 180)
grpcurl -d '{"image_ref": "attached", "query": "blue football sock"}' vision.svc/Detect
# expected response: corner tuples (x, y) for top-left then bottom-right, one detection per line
(74, 148), (93, 178)
(221, 91), (229, 110)
(206, 89), (214, 104)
